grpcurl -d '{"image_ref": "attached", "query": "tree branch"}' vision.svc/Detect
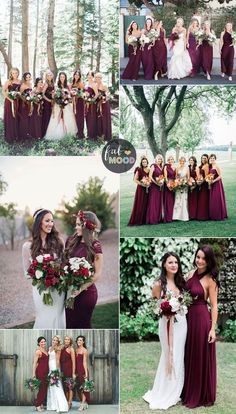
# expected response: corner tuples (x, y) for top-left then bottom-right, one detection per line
(165, 86), (187, 133)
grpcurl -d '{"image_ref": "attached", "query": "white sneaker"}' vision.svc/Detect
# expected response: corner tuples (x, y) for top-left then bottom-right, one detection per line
(207, 73), (211, 81)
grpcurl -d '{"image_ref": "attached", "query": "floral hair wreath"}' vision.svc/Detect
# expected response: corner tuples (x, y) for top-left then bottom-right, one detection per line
(77, 210), (97, 231)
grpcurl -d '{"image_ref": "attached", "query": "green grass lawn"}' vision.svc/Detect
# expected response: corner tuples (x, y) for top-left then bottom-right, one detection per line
(120, 151), (236, 237)
(13, 301), (119, 329)
(120, 341), (236, 414)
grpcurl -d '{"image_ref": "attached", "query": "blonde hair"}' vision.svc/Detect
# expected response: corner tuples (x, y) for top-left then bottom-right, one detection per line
(9, 67), (20, 82)
(64, 336), (73, 346)
(52, 335), (61, 351)
(179, 156), (186, 163)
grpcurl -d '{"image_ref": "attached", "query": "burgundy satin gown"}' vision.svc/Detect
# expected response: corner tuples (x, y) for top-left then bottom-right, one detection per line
(97, 90), (112, 141)
(209, 168), (227, 220)
(182, 270), (216, 408)
(221, 32), (234, 76)
(65, 239), (102, 328)
(128, 167), (149, 226)
(188, 32), (200, 76)
(18, 88), (32, 140)
(42, 85), (54, 137)
(85, 86), (97, 140)
(76, 353), (90, 403)
(141, 31), (154, 80)
(74, 88), (85, 139)
(146, 164), (163, 224)
(201, 39), (213, 74)
(35, 352), (49, 407)
(152, 30), (167, 77)
(122, 44), (141, 80)
(196, 167), (209, 221)
(60, 347), (73, 387)
(188, 168), (198, 220)
(4, 83), (20, 142)
(29, 102), (43, 139)
(163, 164), (175, 223)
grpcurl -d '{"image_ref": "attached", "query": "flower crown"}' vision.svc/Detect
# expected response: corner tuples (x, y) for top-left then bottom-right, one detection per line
(78, 210), (96, 231)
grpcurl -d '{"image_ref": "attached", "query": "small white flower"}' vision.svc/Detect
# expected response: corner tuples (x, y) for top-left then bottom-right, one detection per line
(35, 270), (43, 279)
(169, 297), (180, 312)
(36, 255), (44, 263)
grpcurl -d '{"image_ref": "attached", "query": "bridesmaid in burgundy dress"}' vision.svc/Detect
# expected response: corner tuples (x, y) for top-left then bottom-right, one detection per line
(71, 69), (85, 139)
(60, 336), (76, 409)
(75, 336), (91, 411)
(29, 77), (43, 139)
(95, 72), (112, 141)
(121, 21), (142, 81)
(187, 18), (201, 77)
(42, 71), (54, 137)
(153, 21), (167, 79)
(146, 154), (164, 224)
(163, 155), (176, 223)
(18, 72), (33, 140)
(220, 23), (234, 81)
(208, 154), (228, 221)
(182, 245), (219, 408)
(128, 156), (150, 226)
(32, 336), (49, 412)
(2, 67), (21, 142)
(65, 210), (103, 328)
(188, 156), (199, 220)
(141, 18), (155, 80)
(84, 71), (98, 140)
(196, 154), (209, 221)
(201, 21), (215, 80)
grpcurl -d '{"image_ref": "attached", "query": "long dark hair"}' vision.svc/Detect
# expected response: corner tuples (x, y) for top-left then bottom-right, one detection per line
(30, 209), (64, 259)
(57, 72), (68, 89)
(76, 335), (87, 349)
(128, 21), (139, 35)
(140, 157), (149, 169)
(200, 153), (209, 167)
(194, 245), (220, 287)
(22, 72), (31, 82)
(72, 69), (82, 86)
(34, 77), (43, 88)
(160, 252), (185, 295)
(145, 18), (153, 31)
(188, 156), (197, 170)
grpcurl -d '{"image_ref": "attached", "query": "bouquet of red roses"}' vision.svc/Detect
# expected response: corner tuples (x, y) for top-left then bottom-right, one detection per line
(47, 369), (62, 387)
(27, 254), (63, 305)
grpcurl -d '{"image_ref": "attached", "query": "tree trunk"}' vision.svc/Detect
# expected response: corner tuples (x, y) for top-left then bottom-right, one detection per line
(142, 111), (161, 156)
(8, 0), (14, 77)
(33, 0), (40, 81)
(22, 0), (29, 73)
(0, 41), (12, 72)
(111, 55), (116, 89)
(75, 0), (85, 69)
(91, 33), (94, 70)
(47, 0), (58, 79)
(95, 0), (102, 73)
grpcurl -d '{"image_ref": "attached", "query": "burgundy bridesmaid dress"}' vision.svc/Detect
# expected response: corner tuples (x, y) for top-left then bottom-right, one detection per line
(141, 32), (155, 80)
(65, 239), (102, 328)
(18, 88), (32, 140)
(188, 32), (200, 76)
(163, 164), (175, 223)
(42, 85), (54, 137)
(97, 90), (112, 141)
(74, 88), (85, 139)
(122, 44), (141, 80)
(196, 167), (209, 221)
(146, 164), (163, 224)
(35, 352), (49, 407)
(201, 39), (213, 74)
(188, 168), (198, 220)
(85, 86), (97, 140)
(209, 168), (227, 220)
(182, 270), (216, 408)
(29, 101), (43, 139)
(4, 83), (20, 142)
(152, 30), (167, 77)
(128, 167), (149, 226)
(76, 353), (91, 403)
(221, 32), (234, 76)
(60, 347), (73, 387)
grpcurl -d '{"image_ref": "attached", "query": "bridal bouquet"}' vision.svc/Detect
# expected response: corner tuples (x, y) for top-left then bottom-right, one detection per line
(24, 378), (41, 391)
(54, 88), (72, 108)
(61, 257), (94, 309)
(152, 290), (193, 320)
(140, 176), (152, 193)
(27, 254), (63, 305)
(79, 379), (95, 393)
(146, 29), (159, 42)
(64, 377), (77, 390)
(127, 35), (139, 54)
(47, 369), (62, 387)
(205, 173), (215, 189)
(139, 34), (151, 49)
(174, 178), (188, 193)
(155, 175), (165, 189)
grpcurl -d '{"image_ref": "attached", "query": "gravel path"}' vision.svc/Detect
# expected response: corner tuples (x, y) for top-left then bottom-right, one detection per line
(0, 229), (118, 328)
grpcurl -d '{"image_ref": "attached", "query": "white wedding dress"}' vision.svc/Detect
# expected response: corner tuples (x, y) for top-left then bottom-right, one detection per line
(47, 349), (68, 412)
(168, 32), (192, 79)
(44, 103), (78, 140)
(143, 312), (187, 410)
(22, 241), (66, 329)
(173, 166), (189, 221)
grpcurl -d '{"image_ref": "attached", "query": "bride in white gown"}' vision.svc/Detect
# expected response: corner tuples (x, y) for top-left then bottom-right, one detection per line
(173, 157), (190, 221)
(22, 209), (66, 329)
(45, 72), (78, 140)
(168, 18), (192, 79)
(47, 335), (68, 413)
(143, 252), (187, 410)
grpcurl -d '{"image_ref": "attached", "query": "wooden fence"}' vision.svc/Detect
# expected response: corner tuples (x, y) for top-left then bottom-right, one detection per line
(0, 329), (119, 406)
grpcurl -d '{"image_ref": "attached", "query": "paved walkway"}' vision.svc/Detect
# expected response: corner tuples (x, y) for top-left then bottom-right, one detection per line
(0, 229), (118, 328)
(0, 405), (119, 414)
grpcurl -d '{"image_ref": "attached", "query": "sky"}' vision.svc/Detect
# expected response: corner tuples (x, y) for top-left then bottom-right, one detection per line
(0, 156), (119, 213)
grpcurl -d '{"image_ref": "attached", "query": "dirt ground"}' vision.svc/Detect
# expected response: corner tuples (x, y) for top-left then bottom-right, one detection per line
(0, 229), (118, 328)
